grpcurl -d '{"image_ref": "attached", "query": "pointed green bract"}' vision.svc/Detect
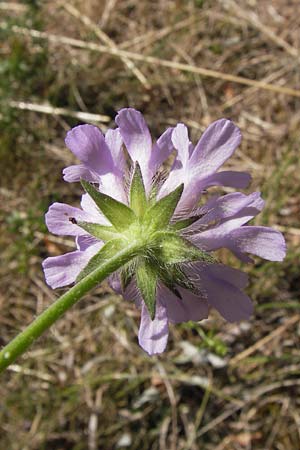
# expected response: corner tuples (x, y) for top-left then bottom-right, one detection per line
(161, 264), (199, 296)
(120, 261), (136, 291)
(170, 216), (199, 230)
(136, 260), (158, 320)
(143, 183), (184, 231)
(77, 221), (119, 241)
(148, 171), (164, 206)
(130, 162), (147, 217)
(153, 231), (216, 264)
(77, 181), (213, 308)
(81, 180), (137, 231)
(158, 268), (182, 299)
(76, 238), (127, 282)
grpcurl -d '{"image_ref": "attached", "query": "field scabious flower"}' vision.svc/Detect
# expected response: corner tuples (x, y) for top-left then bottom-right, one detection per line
(43, 108), (286, 355)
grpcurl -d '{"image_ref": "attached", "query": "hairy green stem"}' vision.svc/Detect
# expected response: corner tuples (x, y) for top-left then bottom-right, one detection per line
(0, 241), (142, 374)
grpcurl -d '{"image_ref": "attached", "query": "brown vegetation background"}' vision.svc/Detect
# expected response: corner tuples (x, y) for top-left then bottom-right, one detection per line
(1, 1), (300, 449)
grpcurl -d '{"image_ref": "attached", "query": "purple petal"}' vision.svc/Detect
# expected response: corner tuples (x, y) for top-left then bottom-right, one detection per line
(99, 172), (128, 203)
(115, 108), (152, 163)
(190, 119), (242, 174)
(188, 262), (249, 290)
(196, 192), (264, 226)
(176, 179), (203, 214)
(200, 171), (251, 189)
(160, 284), (209, 324)
(115, 108), (153, 191)
(172, 171), (251, 216)
(104, 129), (128, 202)
(204, 264), (249, 289)
(198, 264), (253, 322)
(62, 164), (99, 183)
(76, 234), (100, 251)
(156, 126), (191, 203)
(157, 124), (192, 204)
(80, 194), (110, 224)
(108, 271), (122, 295)
(190, 192), (265, 251)
(65, 124), (114, 175)
(193, 224), (286, 263)
(45, 202), (97, 236)
(229, 226), (286, 261)
(123, 280), (141, 304)
(171, 123), (191, 167)
(138, 299), (169, 355)
(157, 167), (183, 203)
(43, 243), (102, 289)
(105, 128), (125, 170)
(150, 127), (174, 170)
(159, 119), (244, 213)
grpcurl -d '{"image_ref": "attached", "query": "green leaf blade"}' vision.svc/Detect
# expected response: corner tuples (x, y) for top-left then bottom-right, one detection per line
(81, 180), (137, 231)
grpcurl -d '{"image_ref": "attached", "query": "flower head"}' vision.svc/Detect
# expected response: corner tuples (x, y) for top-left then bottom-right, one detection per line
(43, 108), (286, 355)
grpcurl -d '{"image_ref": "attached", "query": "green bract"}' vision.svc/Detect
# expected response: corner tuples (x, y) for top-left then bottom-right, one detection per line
(79, 169), (215, 319)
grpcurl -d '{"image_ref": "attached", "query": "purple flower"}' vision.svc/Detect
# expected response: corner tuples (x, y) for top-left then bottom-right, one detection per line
(43, 108), (286, 355)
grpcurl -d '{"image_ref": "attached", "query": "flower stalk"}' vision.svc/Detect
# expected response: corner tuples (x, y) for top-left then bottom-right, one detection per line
(0, 240), (143, 374)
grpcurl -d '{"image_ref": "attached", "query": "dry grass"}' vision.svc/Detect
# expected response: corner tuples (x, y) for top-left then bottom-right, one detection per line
(1, 1), (300, 449)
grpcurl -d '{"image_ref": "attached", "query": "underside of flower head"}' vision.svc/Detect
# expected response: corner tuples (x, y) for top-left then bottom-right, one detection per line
(43, 108), (286, 355)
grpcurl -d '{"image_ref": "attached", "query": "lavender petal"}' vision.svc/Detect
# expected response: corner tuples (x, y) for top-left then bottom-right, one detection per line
(190, 119), (242, 173)
(229, 226), (286, 261)
(198, 264), (253, 322)
(138, 299), (169, 355)
(45, 202), (97, 236)
(43, 243), (102, 289)
(63, 164), (99, 183)
(160, 284), (209, 324)
(65, 124), (114, 175)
